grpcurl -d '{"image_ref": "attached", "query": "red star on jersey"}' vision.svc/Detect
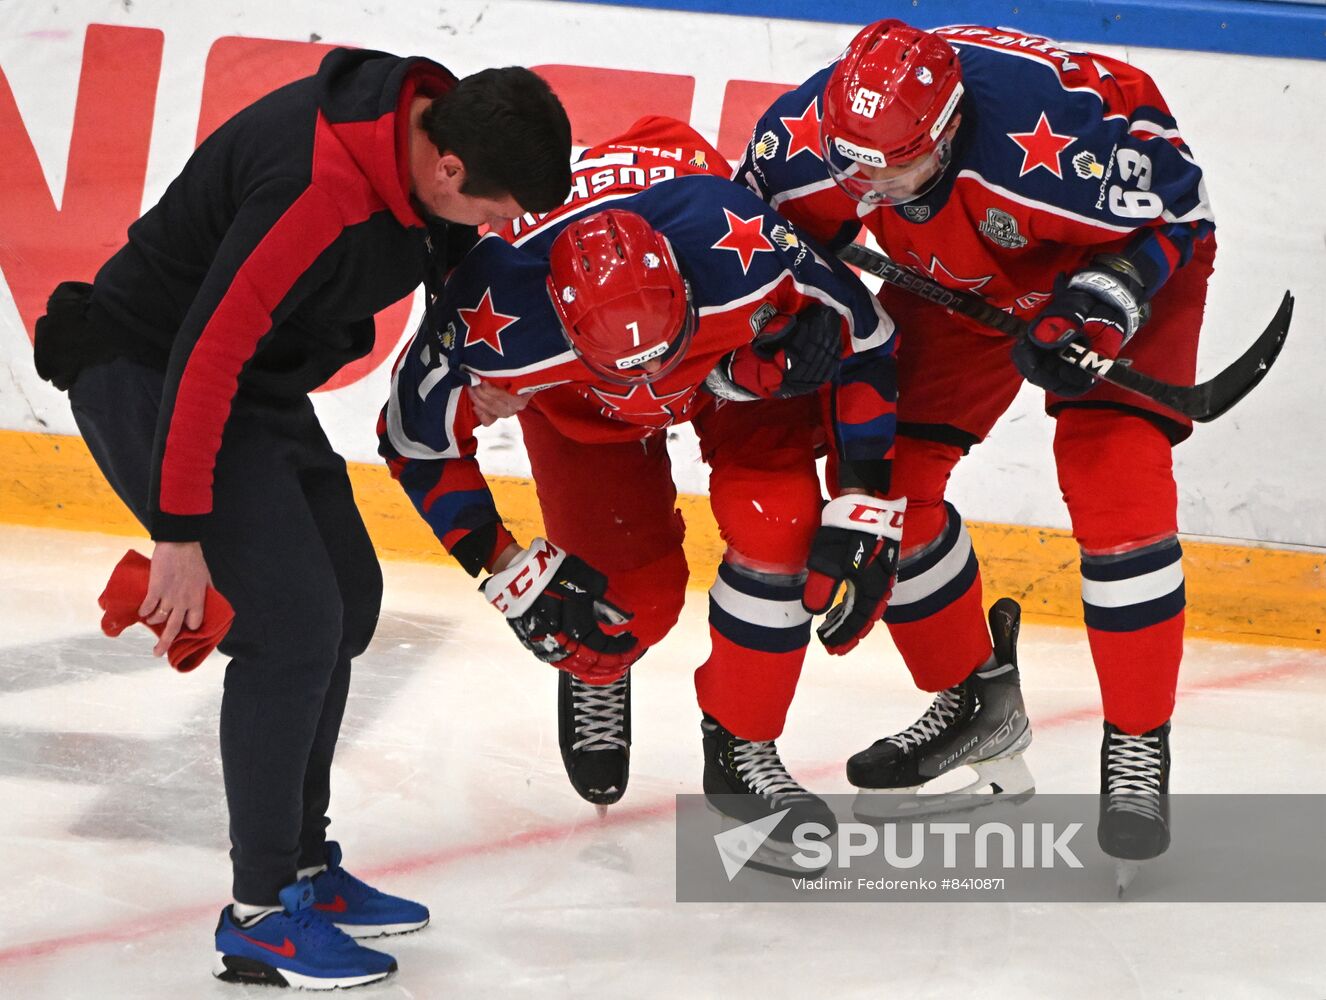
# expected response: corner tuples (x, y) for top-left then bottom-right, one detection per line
(589, 381), (696, 428)
(711, 209), (775, 275)
(779, 100), (822, 160)
(907, 252), (994, 293)
(457, 288), (519, 356)
(1007, 112), (1076, 178)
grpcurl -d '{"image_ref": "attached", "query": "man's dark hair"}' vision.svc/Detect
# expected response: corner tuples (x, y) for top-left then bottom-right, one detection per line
(422, 67), (571, 213)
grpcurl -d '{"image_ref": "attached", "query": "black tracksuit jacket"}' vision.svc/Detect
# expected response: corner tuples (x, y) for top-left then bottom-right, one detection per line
(87, 48), (475, 541)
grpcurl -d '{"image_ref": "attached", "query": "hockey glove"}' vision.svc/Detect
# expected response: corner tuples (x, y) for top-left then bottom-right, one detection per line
(802, 495), (906, 655)
(704, 304), (842, 401)
(1013, 256), (1149, 398)
(481, 537), (640, 683)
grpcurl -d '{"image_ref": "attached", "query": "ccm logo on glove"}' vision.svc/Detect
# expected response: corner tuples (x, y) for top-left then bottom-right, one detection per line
(486, 539), (565, 615)
(844, 503), (906, 529)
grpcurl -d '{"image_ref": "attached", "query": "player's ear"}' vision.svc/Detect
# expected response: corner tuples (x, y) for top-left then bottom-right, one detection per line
(436, 152), (465, 192)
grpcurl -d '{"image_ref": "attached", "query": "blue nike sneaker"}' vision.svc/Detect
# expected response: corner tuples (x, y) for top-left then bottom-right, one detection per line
(309, 841), (430, 939)
(214, 879), (397, 990)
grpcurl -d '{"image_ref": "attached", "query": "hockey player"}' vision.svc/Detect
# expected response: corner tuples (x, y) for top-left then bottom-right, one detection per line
(35, 50), (571, 988)
(739, 21), (1215, 860)
(380, 118), (902, 851)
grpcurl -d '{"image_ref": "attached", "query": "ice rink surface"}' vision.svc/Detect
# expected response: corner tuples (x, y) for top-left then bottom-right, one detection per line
(1, 524), (1322, 999)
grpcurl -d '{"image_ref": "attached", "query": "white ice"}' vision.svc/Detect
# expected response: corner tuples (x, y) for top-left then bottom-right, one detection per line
(0, 524), (1323, 999)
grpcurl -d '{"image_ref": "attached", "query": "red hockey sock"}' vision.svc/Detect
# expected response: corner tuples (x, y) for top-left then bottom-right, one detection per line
(694, 561), (811, 741)
(1088, 612), (1184, 733)
(1081, 540), (1186, 733)
(884, 503), (992, 691)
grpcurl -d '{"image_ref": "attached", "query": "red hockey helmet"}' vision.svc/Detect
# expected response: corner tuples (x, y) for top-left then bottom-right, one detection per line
(547, 209), (696, 385)
(821, 20), (964, 205)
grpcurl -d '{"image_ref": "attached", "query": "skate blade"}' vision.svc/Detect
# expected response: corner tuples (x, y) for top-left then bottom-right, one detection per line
(853, 753), (1036, 823)
(707, 803), (827, 879)
(716, 827), (824, 879)
(1115, 861), (1142, 898)
(594, 803), (609, 820)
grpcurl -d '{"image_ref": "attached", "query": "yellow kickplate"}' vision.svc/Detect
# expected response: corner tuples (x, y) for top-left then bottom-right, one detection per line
(2, 429), (1320, 647)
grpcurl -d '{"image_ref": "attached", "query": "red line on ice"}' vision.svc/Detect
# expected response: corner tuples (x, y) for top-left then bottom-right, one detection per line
(0, 653), (1316, 966)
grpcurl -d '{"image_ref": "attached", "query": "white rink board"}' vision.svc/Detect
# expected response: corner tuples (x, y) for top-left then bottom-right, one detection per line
(1, 0), (1323, 546)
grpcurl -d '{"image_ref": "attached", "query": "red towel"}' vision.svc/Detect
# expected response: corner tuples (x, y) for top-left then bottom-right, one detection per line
(97, 550), (235, 672)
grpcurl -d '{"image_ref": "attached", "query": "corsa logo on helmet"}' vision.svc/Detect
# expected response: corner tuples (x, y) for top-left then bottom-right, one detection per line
(615, 341), (670, 369)
(833, 137), (887, 166)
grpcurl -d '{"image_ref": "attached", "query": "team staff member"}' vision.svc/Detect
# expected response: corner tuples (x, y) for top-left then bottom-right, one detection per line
(34, 48), (570, 989)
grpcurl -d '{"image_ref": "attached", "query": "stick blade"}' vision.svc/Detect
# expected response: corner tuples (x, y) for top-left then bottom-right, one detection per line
(1192, 290), (1294, 422)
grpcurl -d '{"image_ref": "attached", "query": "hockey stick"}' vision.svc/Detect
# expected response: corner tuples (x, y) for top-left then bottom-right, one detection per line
(837, 241), (1294, 423)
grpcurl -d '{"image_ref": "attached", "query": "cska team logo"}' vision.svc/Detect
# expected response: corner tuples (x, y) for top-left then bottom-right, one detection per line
(458, 288), (520, 355)
(1007, 112), (1076, 178)
(779, 101), (822, 160)
(711, 209), (775, 274)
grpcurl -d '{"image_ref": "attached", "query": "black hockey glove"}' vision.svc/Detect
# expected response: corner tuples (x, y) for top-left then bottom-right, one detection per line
(802, 495), (906, 655)
(1013, 256), (1149, 398)
(704, 304), (842, 401)
(481, 538), (640, 683)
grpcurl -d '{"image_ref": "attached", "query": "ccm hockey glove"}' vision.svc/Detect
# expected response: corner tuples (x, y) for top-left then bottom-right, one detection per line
(704, 304), (841, 401)
(802, 495), (906, 655)
(481, 538), (639, 683)
(1013, 256), (1149, 398)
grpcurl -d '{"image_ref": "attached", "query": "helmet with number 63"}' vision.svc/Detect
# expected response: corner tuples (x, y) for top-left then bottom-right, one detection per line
(821, 19), (964, 205)
(547, 209), (696, 385)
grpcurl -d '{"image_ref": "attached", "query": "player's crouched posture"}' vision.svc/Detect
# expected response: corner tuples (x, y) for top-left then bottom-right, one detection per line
(380, 118), (903, 857)
(741, 20), (1216, 864)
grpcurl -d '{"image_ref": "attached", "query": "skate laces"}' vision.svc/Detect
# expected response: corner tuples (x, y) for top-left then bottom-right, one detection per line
(886, 687), (964, 751)
(1105, 732), (1165, 821)
(570, 674), (628, 752)
(732, 740), (806, 803)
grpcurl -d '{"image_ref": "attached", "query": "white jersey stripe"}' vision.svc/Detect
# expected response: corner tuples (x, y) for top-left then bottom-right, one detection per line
(463, 350), (579, 380)
(387, 363), (462, 461)
(768, 174), (842, 212)
(696, 267), (894, 352)
(955, 169), (1135, 234)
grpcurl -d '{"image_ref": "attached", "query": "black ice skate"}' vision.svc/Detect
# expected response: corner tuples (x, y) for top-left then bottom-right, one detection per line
(1099, 719), (1171, 896)
(847, 597), (1034, 821)
(558, 669), (630, 816)
(702, 714), (836, 877)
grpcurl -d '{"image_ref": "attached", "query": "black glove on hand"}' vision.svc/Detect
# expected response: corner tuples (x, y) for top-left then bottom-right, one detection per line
(481, 538), (639, 683)
(704, 303), (842, 400)
(802, 495), (906, 655)
(1012, 257), (1148, 398)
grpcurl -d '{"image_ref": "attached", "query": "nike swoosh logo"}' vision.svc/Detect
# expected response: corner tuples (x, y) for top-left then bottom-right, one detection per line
(313, 895), (347, 914)
(234, 932), (296, 958)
